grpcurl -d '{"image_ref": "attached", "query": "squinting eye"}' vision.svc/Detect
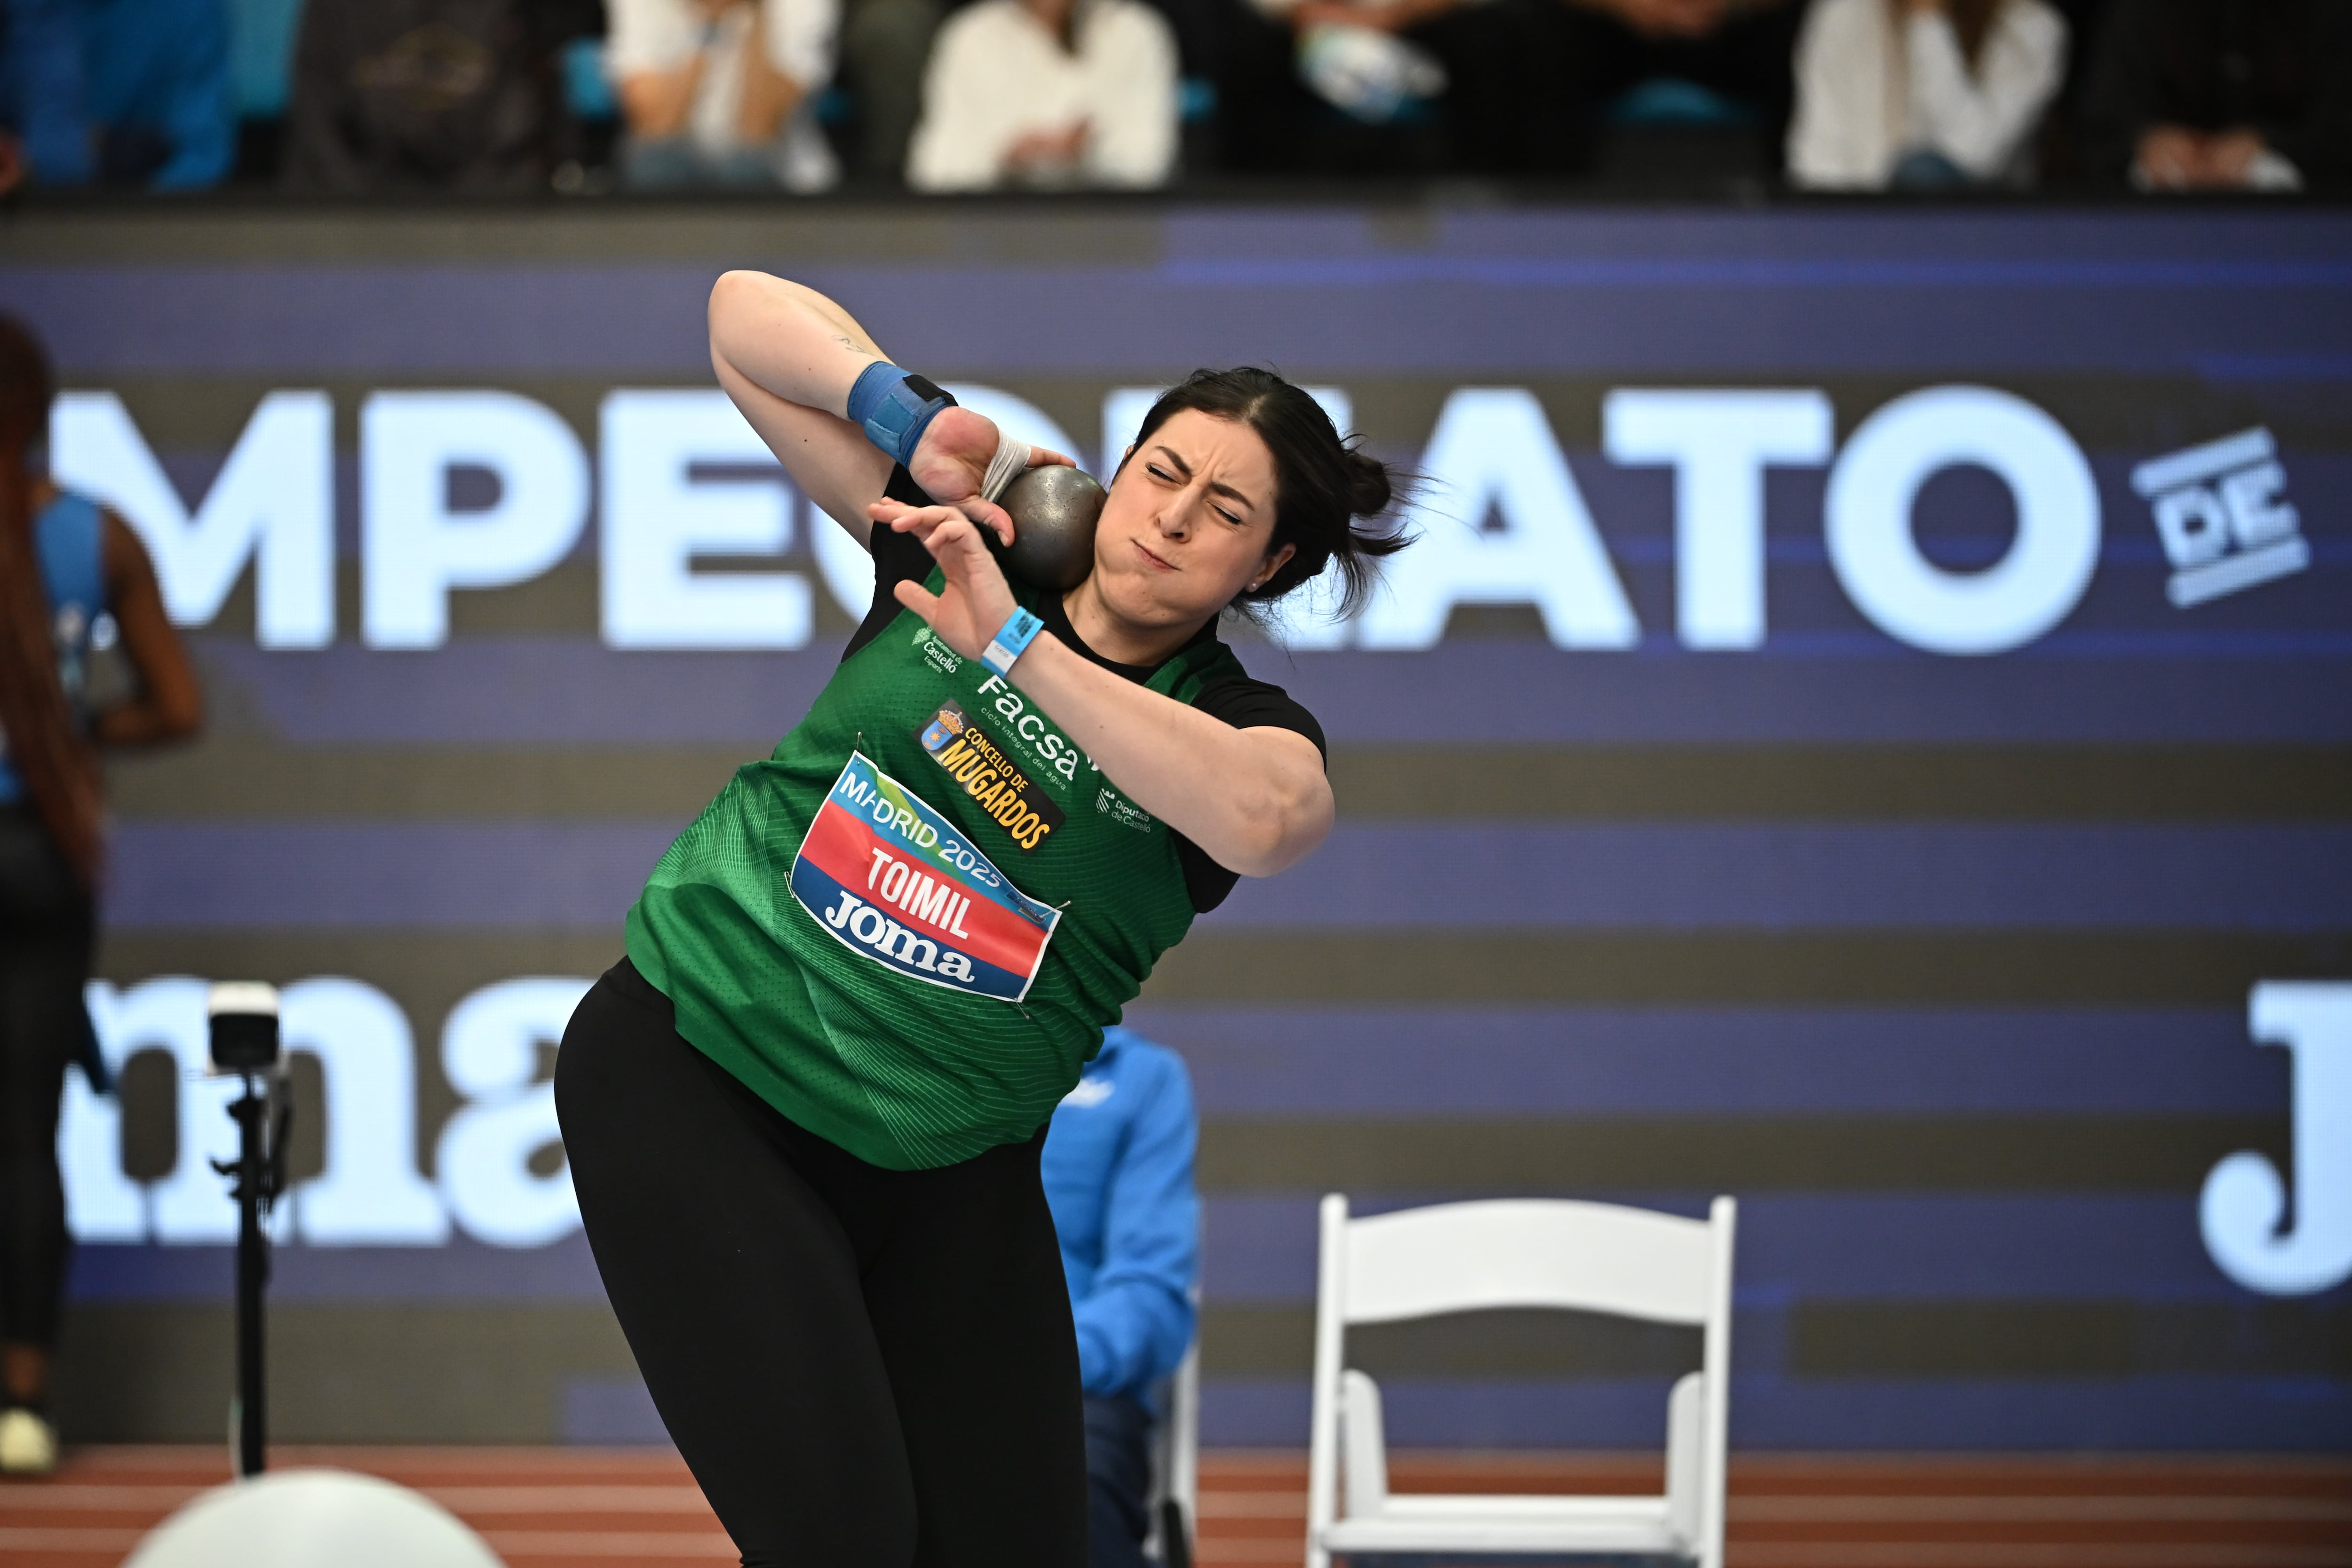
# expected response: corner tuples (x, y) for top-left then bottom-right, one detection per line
(1147, 465), (1175, 482)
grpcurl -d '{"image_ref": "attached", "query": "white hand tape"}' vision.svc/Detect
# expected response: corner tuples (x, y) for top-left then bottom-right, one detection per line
(980, 429), (1031, 503)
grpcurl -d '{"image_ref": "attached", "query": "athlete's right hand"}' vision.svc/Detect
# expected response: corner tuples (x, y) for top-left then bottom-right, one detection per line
(907, 406), (1074, 547)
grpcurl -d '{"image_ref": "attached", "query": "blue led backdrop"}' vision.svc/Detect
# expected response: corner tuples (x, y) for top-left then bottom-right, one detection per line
(5, 205), (2348, 1448)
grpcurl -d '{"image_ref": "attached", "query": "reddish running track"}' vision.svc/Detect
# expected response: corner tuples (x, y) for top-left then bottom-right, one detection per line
(0, 1448), (2344, 1568)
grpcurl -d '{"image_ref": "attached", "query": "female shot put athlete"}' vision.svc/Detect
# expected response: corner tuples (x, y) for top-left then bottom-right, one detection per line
(555, 271), (1401, 1568)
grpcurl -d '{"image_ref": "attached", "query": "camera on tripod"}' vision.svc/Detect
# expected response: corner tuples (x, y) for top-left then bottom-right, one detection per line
(206, 983), (291, 1479)
(207, 982), (281, 1074)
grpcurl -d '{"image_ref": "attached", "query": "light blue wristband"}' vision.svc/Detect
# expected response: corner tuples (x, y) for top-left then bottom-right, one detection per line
(981, 607), (1045, 678)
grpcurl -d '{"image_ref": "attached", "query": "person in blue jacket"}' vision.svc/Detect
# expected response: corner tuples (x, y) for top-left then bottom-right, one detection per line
(1042, 1024), (1200, 1568)
(0, 0), (234, 191)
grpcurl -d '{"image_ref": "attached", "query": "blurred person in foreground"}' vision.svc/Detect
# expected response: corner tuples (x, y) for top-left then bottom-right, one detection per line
(0, 0), (234, 191)
(2079, 0), (2351, 192)
(905, 0), (1176, 190)
(1043, 1024), (1200, 1568)
(1788, 0), (2068, 189)
(0, 316), (200, 1473)
(609, 0), (842, 190)
(282, 0), (584, 191)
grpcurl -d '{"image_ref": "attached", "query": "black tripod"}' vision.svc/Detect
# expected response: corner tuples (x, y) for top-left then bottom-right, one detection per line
(207, 988), (290, 1479)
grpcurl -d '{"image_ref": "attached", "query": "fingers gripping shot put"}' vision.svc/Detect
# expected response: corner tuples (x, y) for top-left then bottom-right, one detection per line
(553, 271), (1404, 1568)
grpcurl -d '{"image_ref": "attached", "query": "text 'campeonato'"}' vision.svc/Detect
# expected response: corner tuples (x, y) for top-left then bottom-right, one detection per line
(57, 382), (2106, 658)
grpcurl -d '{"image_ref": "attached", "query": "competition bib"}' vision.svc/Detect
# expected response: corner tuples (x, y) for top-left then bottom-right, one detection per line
(789, 751), (1063, 1003)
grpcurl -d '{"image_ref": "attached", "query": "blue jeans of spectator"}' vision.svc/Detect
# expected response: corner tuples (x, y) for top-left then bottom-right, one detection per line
(1085, 1393), (1152, 1568)
(1891, 149), (1971, 189)
(620, 135), (777, 190)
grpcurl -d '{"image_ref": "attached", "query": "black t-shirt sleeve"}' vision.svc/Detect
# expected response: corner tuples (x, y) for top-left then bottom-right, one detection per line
(1174, 676), (1327, 914)
(841, 465), (938, 662)
(1192, 677), (1328, 758)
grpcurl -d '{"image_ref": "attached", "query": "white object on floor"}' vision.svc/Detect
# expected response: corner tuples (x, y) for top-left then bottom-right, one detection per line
(125, 1469), (506, 1568)
(1305, 1194), (1738, 1568)
(0, 1408), (56, 1475)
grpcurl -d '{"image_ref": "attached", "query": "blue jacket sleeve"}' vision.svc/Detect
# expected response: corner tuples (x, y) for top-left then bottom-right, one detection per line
(5, 0), (93, 185)
(1071, 1051), (1200, 1399)
(149, 0), (232, 190)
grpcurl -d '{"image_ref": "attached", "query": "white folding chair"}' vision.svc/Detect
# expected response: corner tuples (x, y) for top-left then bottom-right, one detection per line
(1144, 1342), (1201, 1567)
(1305, 1194), (1737, 1568)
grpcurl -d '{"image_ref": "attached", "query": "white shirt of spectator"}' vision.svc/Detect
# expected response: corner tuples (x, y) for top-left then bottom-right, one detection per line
(1787, 0), (2067, 189)
(906, 0), (1178, 192)
(607, 0), (839, 156)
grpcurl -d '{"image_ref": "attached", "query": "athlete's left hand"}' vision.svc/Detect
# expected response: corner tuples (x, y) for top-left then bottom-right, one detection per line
(876, 500), (1023, 661)
(906, 406), (1076, 547)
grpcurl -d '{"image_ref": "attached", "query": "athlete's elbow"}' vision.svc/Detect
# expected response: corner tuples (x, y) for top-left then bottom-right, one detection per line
(707, 270), (765, 348)
(1223, 785), (1333, 879)
(1226, 822), (1327, 879)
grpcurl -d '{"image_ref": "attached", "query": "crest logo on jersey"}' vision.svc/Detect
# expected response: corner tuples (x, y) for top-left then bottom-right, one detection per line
(914, 699), (1067, 854)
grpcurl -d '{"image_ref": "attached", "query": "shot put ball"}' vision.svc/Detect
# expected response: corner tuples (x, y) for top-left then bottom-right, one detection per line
(996, 466), (1106, 592)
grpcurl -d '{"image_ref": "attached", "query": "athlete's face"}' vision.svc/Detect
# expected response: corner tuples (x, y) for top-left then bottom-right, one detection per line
(1087, 409), (1295, 632)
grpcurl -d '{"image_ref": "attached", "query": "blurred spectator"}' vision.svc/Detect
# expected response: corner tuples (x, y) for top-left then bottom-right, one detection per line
(608, 0), (839, 190)
(282, 0), (575, 191)
(0, 0), (84, 192)
(1526, 0), (1804, 172)
(225, 0), (305, 177)
(906, 0), (1176, 190)
(1232, 0), (1542, 175)
(0, 0), (235, 191)
(1041, 1026), (1199, 1568)
(1788, 0), (2068, 189)
(2079, 0), (2352, 191)
(837, 0), (941, 183)
(1228, 0), (1804, 177)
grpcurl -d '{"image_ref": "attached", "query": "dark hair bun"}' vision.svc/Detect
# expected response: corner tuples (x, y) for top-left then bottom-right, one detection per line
(1344, 445), (1393, 519)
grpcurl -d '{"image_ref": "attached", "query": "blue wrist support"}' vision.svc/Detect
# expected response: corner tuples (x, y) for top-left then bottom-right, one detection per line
(981, 607), (1045, 678)
(847, 362), (956, 469)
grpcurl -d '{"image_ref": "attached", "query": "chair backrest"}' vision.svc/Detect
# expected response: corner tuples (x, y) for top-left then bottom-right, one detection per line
(1307, 1194), (1738, 1568)
(1342, 1198), (1717, 1326)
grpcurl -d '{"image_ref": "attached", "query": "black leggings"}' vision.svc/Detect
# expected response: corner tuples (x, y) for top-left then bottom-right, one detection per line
(555, 958), (1087, 1568)
(0, 806), (90, 1354)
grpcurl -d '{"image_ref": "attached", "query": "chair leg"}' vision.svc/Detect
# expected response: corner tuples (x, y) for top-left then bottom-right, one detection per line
(1159, 1499), (1192, 1568)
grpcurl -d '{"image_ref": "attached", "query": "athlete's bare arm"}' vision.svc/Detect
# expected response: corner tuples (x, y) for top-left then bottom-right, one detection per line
(706, 271), (1070, 550)
(881, 505), (1335, 879)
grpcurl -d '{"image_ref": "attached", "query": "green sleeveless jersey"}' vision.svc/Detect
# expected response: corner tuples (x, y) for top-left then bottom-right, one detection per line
(626, 586), (1245, 1170)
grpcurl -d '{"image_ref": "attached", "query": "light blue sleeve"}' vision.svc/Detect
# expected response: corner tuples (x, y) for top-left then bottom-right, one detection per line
(1070, 1048), (1200, 1399)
